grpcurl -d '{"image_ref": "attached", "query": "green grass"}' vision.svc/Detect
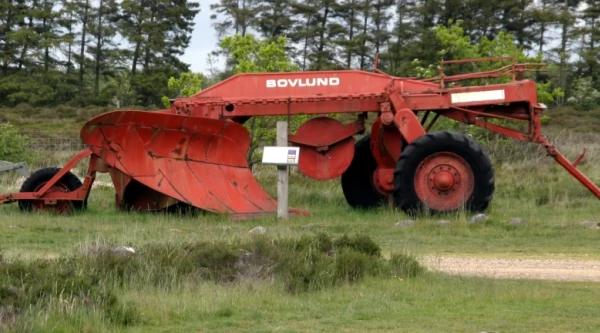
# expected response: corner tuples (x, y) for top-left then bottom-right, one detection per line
(2, 119), (600, 331)
(119, 276), (600, 333)
(2, 150), (600, 261)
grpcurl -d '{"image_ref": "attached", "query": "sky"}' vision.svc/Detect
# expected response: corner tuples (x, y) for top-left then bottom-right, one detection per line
(180, 0), (224, 74)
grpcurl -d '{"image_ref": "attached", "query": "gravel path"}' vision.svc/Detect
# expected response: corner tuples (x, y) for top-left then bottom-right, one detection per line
(420, 256), (600, 282)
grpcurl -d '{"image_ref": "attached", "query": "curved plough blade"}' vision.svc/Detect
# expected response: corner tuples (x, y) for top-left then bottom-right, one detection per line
(80, 111), (282, 218)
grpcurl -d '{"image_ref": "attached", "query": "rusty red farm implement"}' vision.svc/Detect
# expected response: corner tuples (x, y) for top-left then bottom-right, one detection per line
(2, 57), (599, 218)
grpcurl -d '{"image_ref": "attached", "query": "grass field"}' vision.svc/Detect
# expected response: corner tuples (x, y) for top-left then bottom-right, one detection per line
(2, 117), (600, 332)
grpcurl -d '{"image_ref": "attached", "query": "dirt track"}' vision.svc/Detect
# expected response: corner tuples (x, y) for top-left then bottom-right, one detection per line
(420, 256), (600, 282)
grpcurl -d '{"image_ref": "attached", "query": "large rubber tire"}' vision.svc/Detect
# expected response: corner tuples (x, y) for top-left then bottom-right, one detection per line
(341, 134), (387, 209)
(394, 131), (494, 216)
(18, 167), (86, 212)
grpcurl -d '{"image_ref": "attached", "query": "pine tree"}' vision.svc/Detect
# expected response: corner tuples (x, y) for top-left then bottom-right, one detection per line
(553, 0), (582, 101)
(119, 0), (199, 105)
(210, 0), (260, 38)
(309, 0), (340, 70)
(289, 0), (320, 70)
(87, 0), (119, 96)
(255, 0), (294, 39)
(75, 0), (91, 90)
(57, 0), (79, 74)
(37, 0), (62, 73)
(13, 0), (43, 71)
(368, 0), (393, 64)
(576, 0), (600, 84)
(530, 0), (560, 56)
(0, 0), (28, 74)
(160, 0), (200, 71)
(498, 0), (537, 49)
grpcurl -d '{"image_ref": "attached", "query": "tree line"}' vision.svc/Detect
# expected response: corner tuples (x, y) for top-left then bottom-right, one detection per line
(1, 0), (599, 109)
(0, 0), (200, 107)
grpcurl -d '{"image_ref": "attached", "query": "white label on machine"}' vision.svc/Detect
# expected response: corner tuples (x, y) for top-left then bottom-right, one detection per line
(451, 89), (505, 104)
(262, 146), (300, 166)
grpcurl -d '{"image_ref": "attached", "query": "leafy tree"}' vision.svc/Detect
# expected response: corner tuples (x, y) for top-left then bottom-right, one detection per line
(412, 20), (564, 139)
(218, 34), (307, 167)
(0, 123), (34, 164)
(100, 70), (138, 107)
(413, 20), (563, 104)
(567, 77), (600, 111)
(161, 72), (203, 108)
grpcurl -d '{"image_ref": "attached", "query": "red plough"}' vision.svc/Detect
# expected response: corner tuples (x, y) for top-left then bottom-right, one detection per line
(2, 57), (599, 218)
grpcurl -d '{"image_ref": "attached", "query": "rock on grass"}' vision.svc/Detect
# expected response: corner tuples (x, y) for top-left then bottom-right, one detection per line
(508, 217), (526, 225)
(576, 221), (600, 230)
(394, 220), (415, 228)
(112, 246), (136, 257)
(469, 213), (488, 224)
(249, 226), (267, 234)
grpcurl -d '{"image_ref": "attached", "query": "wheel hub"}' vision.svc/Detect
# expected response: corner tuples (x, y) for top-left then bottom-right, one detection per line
(32, 182), (74, 214)
(414, 152), (474, 211)
(430, 167), (458, 193)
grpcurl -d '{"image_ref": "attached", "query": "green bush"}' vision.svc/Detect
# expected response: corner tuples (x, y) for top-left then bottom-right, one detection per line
(0, 234), (425, 330)
(0, 123), (34, 164)
(5, 234), (422, 326)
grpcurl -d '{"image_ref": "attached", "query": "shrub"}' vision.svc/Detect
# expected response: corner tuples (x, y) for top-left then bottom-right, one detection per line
(389, 253), (424, 278)
(567, 77), (600, 111)
(0, 233), (425, 330)
(0, 123), (34, 164)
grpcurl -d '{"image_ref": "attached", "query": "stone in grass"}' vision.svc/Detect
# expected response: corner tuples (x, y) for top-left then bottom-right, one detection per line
(394, 220), (415, 228)
(435, 220), (451, 226)
(469, 213), (488, 224)
(8, 225), (22, 230)
(508, 217), (526, 225)
(301, 223), (324, 228)
(5, 286), (18, 296)
(576, 221), (600, 230)
(249, 226), (267, 234)
(112, 246), (136, 257)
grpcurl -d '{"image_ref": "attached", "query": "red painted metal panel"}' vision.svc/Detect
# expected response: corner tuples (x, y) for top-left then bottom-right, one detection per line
(80, 110), (279, 215)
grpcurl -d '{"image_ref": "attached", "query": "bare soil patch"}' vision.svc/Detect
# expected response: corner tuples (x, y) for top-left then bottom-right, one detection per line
(420, 256), (600, 282)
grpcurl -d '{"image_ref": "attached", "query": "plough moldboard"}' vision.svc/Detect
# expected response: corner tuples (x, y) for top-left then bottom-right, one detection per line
(2, 57), (599, 219)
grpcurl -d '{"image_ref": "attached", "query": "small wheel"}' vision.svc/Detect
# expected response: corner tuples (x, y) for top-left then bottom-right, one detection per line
(341, 134), (387, 209)
(394, 131), (494, 216)
(18, 167), (86, 213)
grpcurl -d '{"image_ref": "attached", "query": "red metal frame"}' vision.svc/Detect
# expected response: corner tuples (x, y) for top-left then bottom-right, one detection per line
(0, 149), (97, 206)
(167, 57), (600, 203)
(3, 57), (600, 216)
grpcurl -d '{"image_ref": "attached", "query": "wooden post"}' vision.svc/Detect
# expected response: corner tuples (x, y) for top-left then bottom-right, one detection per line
(276, 121), (288, 219)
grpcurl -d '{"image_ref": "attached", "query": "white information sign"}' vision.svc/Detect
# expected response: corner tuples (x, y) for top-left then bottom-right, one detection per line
(262, 146), (300, 166)
(450, 89), (505, 104)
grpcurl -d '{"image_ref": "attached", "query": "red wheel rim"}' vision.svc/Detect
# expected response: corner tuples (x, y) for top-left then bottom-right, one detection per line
(31, 182), (74, 214)
(413, 152), (474, 211)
